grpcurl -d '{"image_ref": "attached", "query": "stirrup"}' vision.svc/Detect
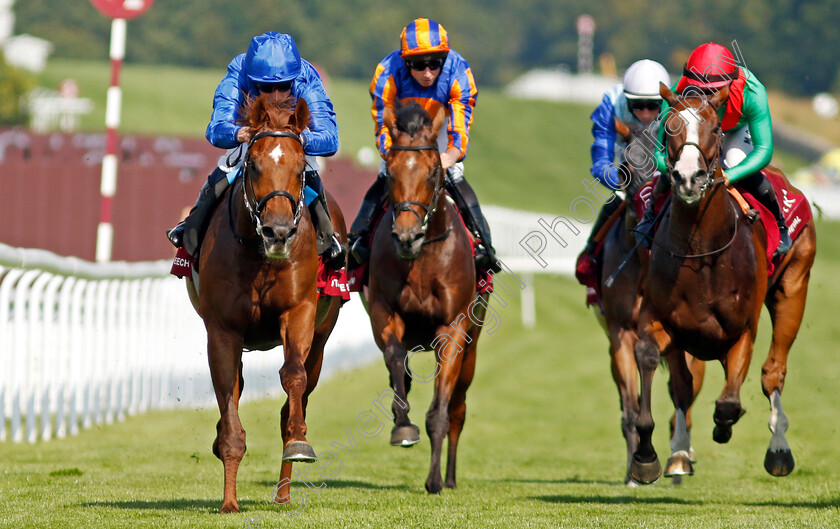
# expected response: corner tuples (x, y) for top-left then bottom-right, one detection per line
(775, 227), (793, 257)
(321, 235), (347, 270)
(347, 234), (370, 269)
(475, 244), (502, 273)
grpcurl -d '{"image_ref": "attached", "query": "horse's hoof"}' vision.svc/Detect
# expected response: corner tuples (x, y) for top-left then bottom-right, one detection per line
(390, 423), (420, 447)
(425, 478), (443, 494)
(664, 450), (694, 478)
(764, 448), (795, 477)
(629, 455), (661, 485)
(713, 424), (733, 444)
(220, 501), (239, 513)
(283, 441), (317, 462)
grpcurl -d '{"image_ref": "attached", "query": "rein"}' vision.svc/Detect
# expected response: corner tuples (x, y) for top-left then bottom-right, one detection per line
(387, 143), (450, 245)
(228, 130), (305, 244)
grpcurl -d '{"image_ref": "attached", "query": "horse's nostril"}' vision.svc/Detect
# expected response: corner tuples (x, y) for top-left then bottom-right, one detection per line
(261, 226), (276, 241)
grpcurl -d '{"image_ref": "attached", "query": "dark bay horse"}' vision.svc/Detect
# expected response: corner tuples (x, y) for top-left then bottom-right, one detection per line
(365, 102), (486, 493)
(601, 118), (706, 485)
(191, 92), (346, 512)
(629, 84), (816, 484)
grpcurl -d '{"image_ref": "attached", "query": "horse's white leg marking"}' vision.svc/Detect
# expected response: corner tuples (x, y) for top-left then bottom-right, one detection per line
(670, 408), (691, 455)
(768, 389), (790, 453)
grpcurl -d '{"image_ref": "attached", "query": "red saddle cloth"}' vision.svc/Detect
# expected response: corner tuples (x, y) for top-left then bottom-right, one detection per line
(631, 170), (812, 276)
(346, 200), (495, 295)
(169, 247), (350, 301)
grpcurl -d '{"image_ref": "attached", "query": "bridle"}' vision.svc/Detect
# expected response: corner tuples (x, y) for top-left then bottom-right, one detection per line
(234, 130), (305, 240)
(658, 108), (739, 259)
(386, 143), (449, 244)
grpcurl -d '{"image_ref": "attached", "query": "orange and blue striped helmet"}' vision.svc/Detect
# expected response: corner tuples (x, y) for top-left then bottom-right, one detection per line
(400, 18), (450, 57)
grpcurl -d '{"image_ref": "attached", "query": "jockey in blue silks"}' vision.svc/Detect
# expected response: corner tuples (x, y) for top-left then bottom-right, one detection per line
(167, 31), (345, 269)
(576, 59), (670, 281)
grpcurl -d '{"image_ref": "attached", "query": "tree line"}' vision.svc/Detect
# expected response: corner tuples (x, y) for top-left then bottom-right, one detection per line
(12, 0), (840, 96)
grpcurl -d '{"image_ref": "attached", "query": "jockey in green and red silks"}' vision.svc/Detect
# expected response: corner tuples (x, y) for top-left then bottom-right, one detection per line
(638, 42), (792, 255)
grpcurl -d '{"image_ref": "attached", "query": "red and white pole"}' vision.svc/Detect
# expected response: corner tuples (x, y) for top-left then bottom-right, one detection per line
(95, 18), (126, 262)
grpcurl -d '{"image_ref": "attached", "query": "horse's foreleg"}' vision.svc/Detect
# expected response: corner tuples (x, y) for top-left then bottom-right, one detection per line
(443, 321), (479, 490)
(609, 326), (640, 485)
(760, 250), (811, 476)
(713, 330), (753, 444)
(665, 351), (695, 480)
(207, 328), (246, 513)
(630, 318), (670, 485)
(371, 304), (418, 446)
(279, 302), (317, 462)
(425, 325), (469, 494)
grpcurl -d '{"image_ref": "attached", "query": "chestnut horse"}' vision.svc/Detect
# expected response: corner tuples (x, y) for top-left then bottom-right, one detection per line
(365, 102), (486, 493)
(191, 92), (346, 512)
(629, 84), (816, 484)
(600, 118), (706, 485)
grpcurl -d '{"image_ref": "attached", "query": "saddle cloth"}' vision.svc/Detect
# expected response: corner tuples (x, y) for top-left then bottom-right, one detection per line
(346, 196), (494, 294)
(170, 248), (350, 301)
(631, 169), (812, 276)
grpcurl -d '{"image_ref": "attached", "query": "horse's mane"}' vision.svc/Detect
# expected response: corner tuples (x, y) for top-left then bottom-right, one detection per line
(239, 91), (302, 132)
(394, 101), (433, 137)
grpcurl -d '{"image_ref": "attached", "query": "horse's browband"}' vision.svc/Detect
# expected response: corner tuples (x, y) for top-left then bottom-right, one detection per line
(390, 144), (437, 152)
(249, 130), (302, 148)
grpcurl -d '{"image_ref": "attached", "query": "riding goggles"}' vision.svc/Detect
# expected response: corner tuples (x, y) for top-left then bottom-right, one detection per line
(256, 80), (294, 93)
(406, 58), (444, 71)
(628, 99), (661, 111)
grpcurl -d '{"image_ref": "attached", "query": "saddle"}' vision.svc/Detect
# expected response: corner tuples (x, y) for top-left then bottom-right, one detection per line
(345, 194), (494, 294)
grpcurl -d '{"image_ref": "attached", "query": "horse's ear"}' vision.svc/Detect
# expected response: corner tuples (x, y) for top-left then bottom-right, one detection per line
(709, 84), (730, 110)
(383, 106), (396, 138)
(292, 97), (310, 133)
(660, 82), (678, 106)
(614, 116), (632, 143)
(430, 105), (446, 137)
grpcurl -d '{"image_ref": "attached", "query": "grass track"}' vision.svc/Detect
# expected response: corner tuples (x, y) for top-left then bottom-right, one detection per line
(3, 219), (839, 528)
(10, 59), (838, 527)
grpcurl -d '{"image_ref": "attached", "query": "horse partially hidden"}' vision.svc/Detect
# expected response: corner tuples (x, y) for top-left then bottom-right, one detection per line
(599, 118), (706, 485)
(364, 101), (487, 493)
(629, 84), (816, 484)
(189, 92), (346, 512)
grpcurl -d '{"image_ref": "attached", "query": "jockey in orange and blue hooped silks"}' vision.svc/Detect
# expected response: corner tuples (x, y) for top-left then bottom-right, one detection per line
(347, 18), (500, 273)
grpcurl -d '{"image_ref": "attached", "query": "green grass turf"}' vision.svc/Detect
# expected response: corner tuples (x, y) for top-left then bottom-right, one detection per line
(2, 218), (838, 528)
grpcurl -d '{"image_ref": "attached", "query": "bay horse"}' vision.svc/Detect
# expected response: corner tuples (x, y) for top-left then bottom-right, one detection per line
(629, 83), (816, 484)
(600, 118), (706, 485)
(191, 92), (346, 512)
(365, 101), (486, 493)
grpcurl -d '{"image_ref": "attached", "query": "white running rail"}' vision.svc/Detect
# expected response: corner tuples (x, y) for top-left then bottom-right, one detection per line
(0, 242), (378, 443)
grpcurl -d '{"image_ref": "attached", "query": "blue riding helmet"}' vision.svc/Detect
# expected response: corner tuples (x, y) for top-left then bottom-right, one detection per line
(244, 32), (302, 83)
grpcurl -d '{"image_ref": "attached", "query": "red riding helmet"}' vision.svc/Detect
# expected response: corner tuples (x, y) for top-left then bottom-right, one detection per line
(682, 43), (739, 89)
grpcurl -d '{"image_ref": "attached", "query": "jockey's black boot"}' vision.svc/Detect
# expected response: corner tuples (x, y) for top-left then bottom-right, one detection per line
(166, 167), (228, 258)
(752, 174), (793, 256)
(306, 171), (347, 270)
(586, 196), (623, 252)
(634, 200), (657, 249)
(634, 177), (670, 249)
(347, 174), (388, 270)
(446, 174), (502, 273)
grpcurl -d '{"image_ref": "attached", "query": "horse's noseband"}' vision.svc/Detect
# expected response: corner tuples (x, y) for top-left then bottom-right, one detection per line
(243, 130), (306, 232)
(387, 143), (444, 237)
